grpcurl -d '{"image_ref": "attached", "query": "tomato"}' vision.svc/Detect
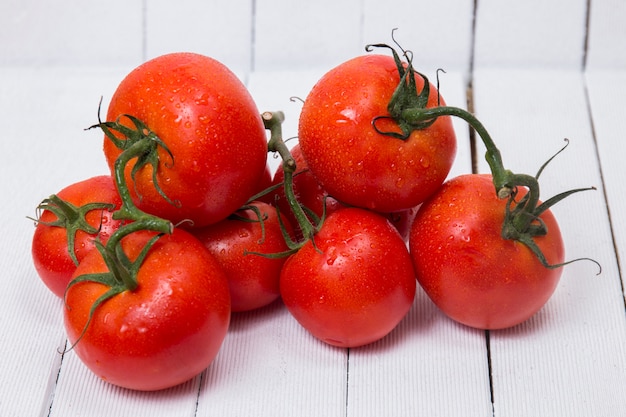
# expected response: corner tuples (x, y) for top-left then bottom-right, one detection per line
(409, 174), (565, 330)
(102, 52), (268, 228)
(254, 163), (273, 199)
(280, 207), (416, 348)
(64, 228), (231, 391)
(31, 175), (123, 298)
(271, 143), (419, 241)
(298, 54), (456, 213)
(193, 201), (292, 312)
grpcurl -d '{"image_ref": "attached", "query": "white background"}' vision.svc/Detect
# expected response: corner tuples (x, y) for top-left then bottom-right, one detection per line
(1, 1), (625, 416)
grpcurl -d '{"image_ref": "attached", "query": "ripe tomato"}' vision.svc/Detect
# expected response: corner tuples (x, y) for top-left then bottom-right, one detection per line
(298, 54), (456, 212)
(64, 228), (231, 391)
(271, 143), (418, 241)
(102, 52), (268, 227)
(409, 174), (565, 330)
(280, 207), (416, 348)
(31, 175), (123, 298)
(193, 201), (293, 312)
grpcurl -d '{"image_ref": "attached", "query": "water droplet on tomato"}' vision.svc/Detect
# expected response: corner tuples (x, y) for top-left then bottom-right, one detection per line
(420, 157), (430, 168)
(195, 94), (209, 106)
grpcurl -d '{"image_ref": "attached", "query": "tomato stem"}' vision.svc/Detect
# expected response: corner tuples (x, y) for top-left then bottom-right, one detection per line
(29, 195), (116, 266)
(263, 111), (319, 246)
(367, 36), (599, 272)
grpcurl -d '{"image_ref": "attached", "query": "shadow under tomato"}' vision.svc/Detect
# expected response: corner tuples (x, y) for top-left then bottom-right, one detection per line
(226, 298), (287, 334)
(349, 287), (444, 354)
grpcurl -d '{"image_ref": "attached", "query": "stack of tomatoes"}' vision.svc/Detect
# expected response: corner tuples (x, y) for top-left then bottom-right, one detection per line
(31, 49), (573, 392)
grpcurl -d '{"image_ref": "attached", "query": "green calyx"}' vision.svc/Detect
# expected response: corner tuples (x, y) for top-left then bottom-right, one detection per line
(30, 195), (116, 266)
(366, 31), (440, 140)
(64, 230), (164, 349)
(367, 33), (600, 273)
(61, 108), (177, 350)
(87, 107), (177, 209)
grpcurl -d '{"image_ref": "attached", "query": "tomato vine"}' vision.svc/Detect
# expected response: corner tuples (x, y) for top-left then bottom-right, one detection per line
(64, 114), (175, 347)
(367, 37), (600, 273)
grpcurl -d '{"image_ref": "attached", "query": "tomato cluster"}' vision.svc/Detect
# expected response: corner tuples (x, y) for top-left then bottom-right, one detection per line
(31, 41), (596, 392)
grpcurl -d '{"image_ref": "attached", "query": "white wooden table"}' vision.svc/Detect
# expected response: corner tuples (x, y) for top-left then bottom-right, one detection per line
(1, 1), (625, 416)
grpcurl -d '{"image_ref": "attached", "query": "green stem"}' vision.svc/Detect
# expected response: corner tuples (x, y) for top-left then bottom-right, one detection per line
(111, 139), (158, 222)
(263, 111), (317, 242)
(401, 105), (543, 232)
(401, 106), (509, 194)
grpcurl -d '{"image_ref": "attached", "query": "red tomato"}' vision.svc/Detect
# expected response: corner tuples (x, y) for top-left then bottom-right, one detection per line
(102, 52), (268, 227)
(64, 228), (231, 391)
(271, 144), (418, 240)
(298, 54), (456, 212)
(193, 201), (292, 312)
(31, 175), (123, 298)
(409, 174), (565, 330)
(280, 207), (416, 347)
(254, 163), (273, 199)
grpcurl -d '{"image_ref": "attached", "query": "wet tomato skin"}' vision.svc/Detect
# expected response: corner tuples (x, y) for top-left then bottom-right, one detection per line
(31, 175), (123, 298)
(193, 201), (293, 312)
(298, 54), (456, 213)
(64, 228), (231, 391)
(103, 52), (268, 228)
(270, 144), (418, 241)
(280, 207), (416, 347)
(409, 174), (565, 330)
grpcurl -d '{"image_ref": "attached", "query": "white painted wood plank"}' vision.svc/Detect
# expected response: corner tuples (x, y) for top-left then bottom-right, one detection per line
(0, 0), (142, 67)
(473, 68), (626, 416)
(0, 67), (125, 416)
(362, 0), (475, 73)
(586, 0), (626, 69)
(254, 0), (363, 71)
(474, 0), (588, 69)
(196, 303), (347, 417)
(145, 0), (254, 74)
(49, 353), (201, 417)
(345, 70), (492, 417)
(585, 70), (626, 293)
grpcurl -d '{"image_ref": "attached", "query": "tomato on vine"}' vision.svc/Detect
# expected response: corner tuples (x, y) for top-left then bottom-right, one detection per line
(263, 112), (416, 348)
(31, 175), (123, 298)
(64, 228), (231, 391)
(409, 174), (568, 329)
(297, 44), (456, 213)
(280, 207), (416, 347)
(97, 52), (268, 228)
(193, 201), (293, 312)
(270, 143), (418, 240)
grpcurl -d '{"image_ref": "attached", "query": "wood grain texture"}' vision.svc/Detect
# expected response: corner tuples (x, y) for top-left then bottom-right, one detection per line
(0, 1), (624, 416)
